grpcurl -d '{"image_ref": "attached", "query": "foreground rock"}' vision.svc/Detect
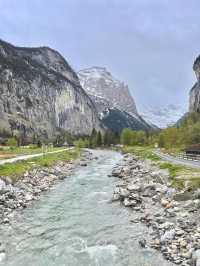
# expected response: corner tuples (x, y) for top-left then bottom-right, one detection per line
(0, 150), (94, 225)
(112, 153), (200, 266)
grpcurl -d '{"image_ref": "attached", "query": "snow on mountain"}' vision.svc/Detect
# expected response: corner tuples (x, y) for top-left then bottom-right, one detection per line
(140, 104), (187, 128)
(78, 66), (138, 116)
(78, 67), (151, 133)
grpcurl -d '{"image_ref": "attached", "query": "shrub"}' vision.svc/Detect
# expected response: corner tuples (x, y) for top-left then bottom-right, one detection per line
(74, 139), (89, 148)
(28, 144), (38, 149)
(6, 137), (17, 147)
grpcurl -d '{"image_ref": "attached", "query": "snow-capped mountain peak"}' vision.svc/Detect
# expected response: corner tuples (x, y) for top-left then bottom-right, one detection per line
(78, 66), (138, 116)
(140, 104), (187, 128)
(78, 66), (151, 133)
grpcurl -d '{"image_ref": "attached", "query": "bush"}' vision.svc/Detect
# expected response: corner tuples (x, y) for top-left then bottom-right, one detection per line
(6, 137), (17, 147)
(74, 139), (89, 148)
(28, 144), (38, 149)
(159, 162), (184, 177)
(120, 129), (147, 146)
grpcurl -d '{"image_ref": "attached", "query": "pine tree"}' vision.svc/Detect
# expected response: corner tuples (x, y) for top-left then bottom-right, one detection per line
(96, 131), (102, 146)
(103, 130), (114, 146)
(103, 131), (109, 146)
(89, 128), (98, 148)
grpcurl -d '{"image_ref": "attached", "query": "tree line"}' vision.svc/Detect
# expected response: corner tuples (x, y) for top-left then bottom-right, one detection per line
(156, 112), (200, 149)
(74, 129), (120, 148)
(120, 112), (200, 150)
(4, 111), (200, 150)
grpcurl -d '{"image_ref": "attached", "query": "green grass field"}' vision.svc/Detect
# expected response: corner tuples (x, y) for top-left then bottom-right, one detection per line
(0, 146), (63, 156)
(122, 145), (160, 161)
(0, 148), (80, 182)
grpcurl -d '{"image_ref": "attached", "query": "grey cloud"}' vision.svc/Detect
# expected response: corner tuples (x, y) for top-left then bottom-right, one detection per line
(0, 0), (199, 111)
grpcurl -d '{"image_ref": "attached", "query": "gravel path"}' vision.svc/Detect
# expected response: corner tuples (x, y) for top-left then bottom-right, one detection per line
(0, 148), (73, 165)
(154, 150), (200, 169)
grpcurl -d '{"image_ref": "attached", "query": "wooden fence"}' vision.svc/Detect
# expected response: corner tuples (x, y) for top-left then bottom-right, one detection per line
(176, 153), (200, 161)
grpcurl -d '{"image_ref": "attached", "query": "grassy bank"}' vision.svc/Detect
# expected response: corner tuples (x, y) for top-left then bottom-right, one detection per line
(0, 148), (80, 182)
(122, 146), (160, 161)
(0, 146), (64, 159)
(122, 146), (200, 190)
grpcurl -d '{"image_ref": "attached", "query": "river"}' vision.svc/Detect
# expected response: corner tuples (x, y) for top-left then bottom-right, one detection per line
(0, 150), (173, 266)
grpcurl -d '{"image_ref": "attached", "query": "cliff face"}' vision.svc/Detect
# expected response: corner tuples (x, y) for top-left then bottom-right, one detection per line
(78, 67), (138, 116)
(0, 40), (101, 142)
(78, 67), (151, 133)
(189, 56), (200, 113)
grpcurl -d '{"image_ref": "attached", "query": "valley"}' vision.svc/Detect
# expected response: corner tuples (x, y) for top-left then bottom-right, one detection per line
(0, 150), (174, 266)
(0, 11), (200, 266)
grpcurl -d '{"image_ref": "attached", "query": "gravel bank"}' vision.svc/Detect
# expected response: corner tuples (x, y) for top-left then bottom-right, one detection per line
(112, 153), (200, 266)
(0, 150), (95, 225)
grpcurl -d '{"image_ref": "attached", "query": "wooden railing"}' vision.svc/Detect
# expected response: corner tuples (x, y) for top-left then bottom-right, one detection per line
(176, 153), (200, 161)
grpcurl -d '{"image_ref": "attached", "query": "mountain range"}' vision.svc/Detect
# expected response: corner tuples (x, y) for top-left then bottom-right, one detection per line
(140, 104), (187, 128)
(0, 40), (151, 143)
(78, 67), (151, 133)
(0, 39), (102, 143)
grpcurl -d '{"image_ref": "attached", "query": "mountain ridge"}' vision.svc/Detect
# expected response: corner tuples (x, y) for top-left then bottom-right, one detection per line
(0, 39), (102, 143)
(189, 55), (200, 113)
(140, 104), (187, 129)
(78, 66), (151, 133)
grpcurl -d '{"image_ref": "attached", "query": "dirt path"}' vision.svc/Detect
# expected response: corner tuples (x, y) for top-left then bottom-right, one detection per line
(154, 149), (200, 169)
(0, 148), (73, 165)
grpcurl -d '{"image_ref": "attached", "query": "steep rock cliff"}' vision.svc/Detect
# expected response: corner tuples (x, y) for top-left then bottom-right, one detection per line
(189, 56), (200, 113)
(0, 40), (101, 142)
(78, 67), (138, 115)
(78, 67), (151, 133)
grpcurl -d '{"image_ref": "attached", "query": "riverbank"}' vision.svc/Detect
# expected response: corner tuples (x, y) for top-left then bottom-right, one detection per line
(112, 151), (200, 265)
(0, 149), (173, 266)
(123, 146), (200, 190)
(0, 149), (95, 226)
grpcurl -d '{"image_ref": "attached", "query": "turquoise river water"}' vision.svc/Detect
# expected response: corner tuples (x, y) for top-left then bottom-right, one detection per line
(0, 150), (173, 266)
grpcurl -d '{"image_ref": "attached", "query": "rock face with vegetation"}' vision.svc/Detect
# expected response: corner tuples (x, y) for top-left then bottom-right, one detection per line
(78, 67), (151, 133)
(189, 55), (200, 113)
(0, 40), (101, 143)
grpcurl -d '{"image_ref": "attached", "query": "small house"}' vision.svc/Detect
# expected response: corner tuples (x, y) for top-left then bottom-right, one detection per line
(185, 144), (200, 155)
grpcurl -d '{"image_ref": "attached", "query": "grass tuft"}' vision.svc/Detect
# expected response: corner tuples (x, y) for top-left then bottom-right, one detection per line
(159, 162), (185, 178)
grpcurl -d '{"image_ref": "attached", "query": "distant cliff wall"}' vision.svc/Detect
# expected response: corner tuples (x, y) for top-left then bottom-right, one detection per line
(0, 40), (102, 143)
(189, 56), (200, 113)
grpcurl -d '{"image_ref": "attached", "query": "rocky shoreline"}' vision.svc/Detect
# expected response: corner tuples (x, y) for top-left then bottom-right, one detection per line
(111, 153), (200, 266)
(0, 149), (98, 261)
(0, 150), (95, 226)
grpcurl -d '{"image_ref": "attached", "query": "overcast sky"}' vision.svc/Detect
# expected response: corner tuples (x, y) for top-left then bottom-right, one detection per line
(0, 0), (199, 112)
